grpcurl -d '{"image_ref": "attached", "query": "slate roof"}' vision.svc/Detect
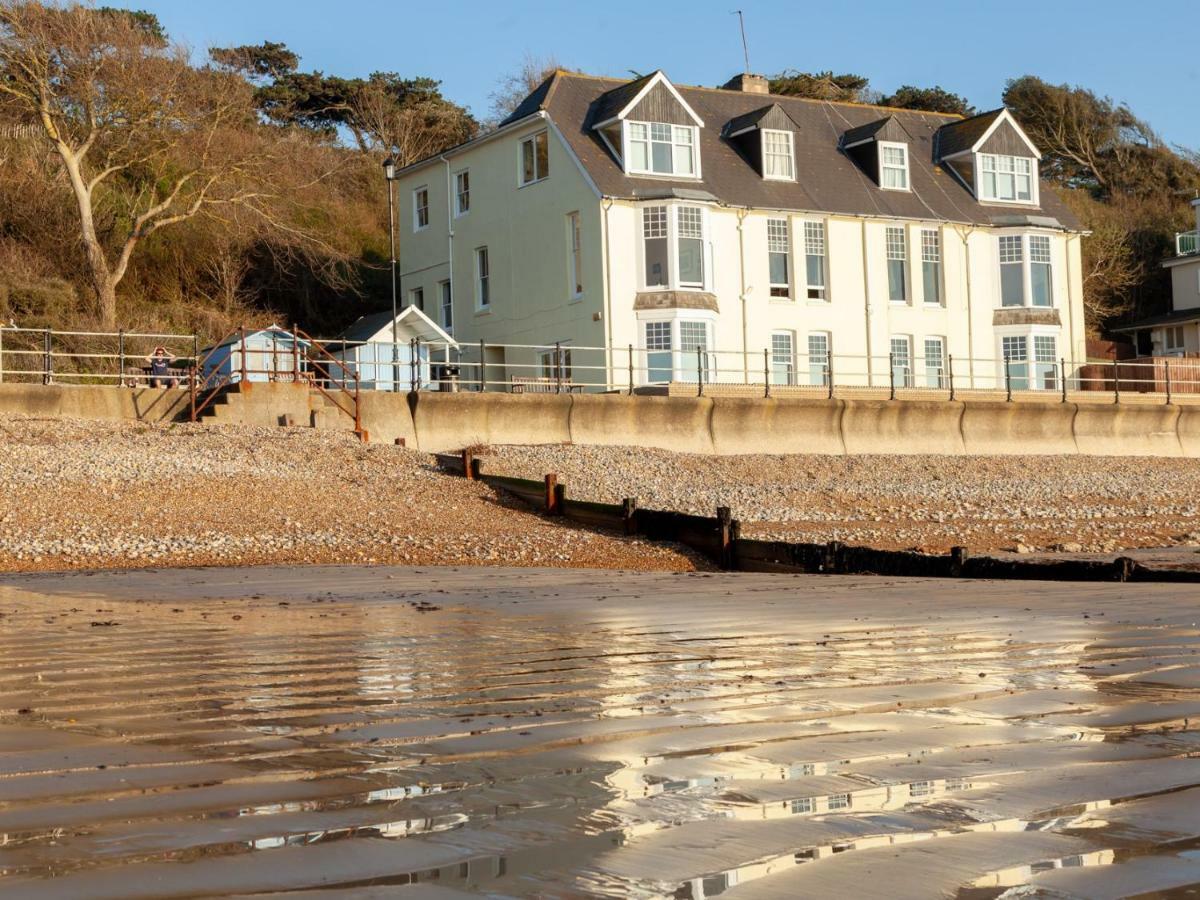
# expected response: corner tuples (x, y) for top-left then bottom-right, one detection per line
(1111, 307), (1200, 331)
(487, 72), (1081, 231)
(724, 103), (797, 136)
(839, 115), (910, 147)
(339, 311), (396, 344)
(934, 108), (1006, 158)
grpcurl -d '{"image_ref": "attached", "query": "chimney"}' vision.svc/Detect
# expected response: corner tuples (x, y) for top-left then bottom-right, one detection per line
(722, 73), (769, 95)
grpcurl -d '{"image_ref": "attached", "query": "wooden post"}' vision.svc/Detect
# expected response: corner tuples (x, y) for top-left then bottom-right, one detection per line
(949, 546), (968, 577)
(554, 482), (565, 515)
(544, 473), (559, 514)
(717, 506), (734, 570)
(1113, 556), (1134, 583)
(822, 540), (843, 574)
(622, 497), (638, 535)
(462, 448), (474, 481)
(394, 437), (406, 447)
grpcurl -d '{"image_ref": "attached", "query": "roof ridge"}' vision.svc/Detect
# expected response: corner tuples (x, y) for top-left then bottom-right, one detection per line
(554, 71), (966, 120)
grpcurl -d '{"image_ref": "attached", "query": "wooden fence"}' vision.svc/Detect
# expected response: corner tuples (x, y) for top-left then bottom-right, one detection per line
(435, 450), (1200, 583)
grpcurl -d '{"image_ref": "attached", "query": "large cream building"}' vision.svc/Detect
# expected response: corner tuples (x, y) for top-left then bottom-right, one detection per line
(393, 70), (1086, 391)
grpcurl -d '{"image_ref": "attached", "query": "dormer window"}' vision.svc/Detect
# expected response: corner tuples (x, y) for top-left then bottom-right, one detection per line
(979, 154), (1033, 203)
(627, 122), (697, 177)
(879, 142), (909, 191)
(762, 129), (794, 180)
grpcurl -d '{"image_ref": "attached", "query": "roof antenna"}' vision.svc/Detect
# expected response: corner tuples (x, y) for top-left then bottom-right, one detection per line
(732, 10), (750, 74)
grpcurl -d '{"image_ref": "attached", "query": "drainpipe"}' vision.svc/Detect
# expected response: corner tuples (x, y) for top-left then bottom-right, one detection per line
(602, 198), (616, 388)
(860, 220), (873, 386)
(736, 208), (750, 381)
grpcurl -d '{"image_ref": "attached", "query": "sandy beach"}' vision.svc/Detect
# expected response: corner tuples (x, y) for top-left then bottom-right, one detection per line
(1, 565), (1198, 897)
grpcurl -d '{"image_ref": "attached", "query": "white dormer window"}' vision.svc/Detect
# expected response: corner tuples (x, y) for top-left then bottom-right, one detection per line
(879, 142), (909, 190)
(763, 130), (794, 180)
(627, 122), (697, 177)
(979, 154), (1034, 203)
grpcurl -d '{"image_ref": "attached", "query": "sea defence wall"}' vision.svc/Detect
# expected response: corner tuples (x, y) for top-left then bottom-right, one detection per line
(2, 382), (1198, 457)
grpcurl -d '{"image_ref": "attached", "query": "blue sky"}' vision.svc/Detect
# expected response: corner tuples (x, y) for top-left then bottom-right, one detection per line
(116, 0), (1198, 150)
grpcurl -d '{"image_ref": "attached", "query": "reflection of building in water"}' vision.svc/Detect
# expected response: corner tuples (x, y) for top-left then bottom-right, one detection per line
(719, 776), (978, 821)
(973, 849), (1117, 889)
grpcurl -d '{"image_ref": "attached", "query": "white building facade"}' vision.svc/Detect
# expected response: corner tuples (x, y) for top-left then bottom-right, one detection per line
(392, 71), (1087, 392)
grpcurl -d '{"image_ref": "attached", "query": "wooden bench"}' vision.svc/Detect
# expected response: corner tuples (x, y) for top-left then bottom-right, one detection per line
(510, 376), (583, 394)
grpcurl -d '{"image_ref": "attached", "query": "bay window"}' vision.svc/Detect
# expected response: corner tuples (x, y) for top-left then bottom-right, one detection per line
(627, 121), (697, 177)
(768, 218), (791, 298)
(979, 154), (1033, 203)
(1000, 333), (1058, 390)
(641, 317), (714, 384)
(641, 204), (709, 291)
(999, 234), (1055, 308)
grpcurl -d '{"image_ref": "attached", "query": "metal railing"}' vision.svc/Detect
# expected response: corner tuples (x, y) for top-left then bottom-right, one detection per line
(7, 325), (1200, 407)
(1178, 231), (1199, 257)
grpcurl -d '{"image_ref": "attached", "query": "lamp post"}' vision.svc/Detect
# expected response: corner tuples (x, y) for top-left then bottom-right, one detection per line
(383, 156), (399, 392)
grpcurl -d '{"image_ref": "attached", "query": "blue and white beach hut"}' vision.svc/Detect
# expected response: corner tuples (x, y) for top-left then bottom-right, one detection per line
(199, 326), (309, 385)
(324, 306), (456, 391)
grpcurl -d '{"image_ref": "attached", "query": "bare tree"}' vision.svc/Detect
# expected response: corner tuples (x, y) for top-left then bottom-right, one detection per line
(0, 2), (344, 328)
(486, 53), (563, 128)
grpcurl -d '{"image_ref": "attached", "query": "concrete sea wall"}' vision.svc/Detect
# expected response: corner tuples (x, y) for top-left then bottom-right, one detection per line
(2, 382), (1198, 457)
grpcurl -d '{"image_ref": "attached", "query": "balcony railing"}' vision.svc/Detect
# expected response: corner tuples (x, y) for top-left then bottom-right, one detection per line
(1178, 231), (1199, 257)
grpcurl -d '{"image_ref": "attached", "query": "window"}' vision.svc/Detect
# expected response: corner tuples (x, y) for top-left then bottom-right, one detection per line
(413, 187), (429, 230)
(1030, 235), (1052, 307)
(645, 321), (672, 383)
(520, 131), (549, 185)
(454, 171), (469, 216)
(880, 142), (909, 190)
(763, 129), (794, 180)
(1166, 326), (1186, 354)
(539, 345), (572, 381)
(808, 332), (830, 386)
(921, 229), (941, 305)
(676, 206), (705, 288)
(999, 234), (1054, 308)
(909, 781), (934, 798)
(567, 212), (583, 298)
(409, 287), (424, 312)
(679, 320), (710, 383)
(827, 793), (852, 811)
(804, 221), (827, 300)
(439, 281), (452, 331)
(886, 227), (908, 302)
(790, 798), (814, 814)
(771, 330), (795, 385)
(768, 218), (790, 298)
(1002, 335), (1028, 390)
(474, 247), (490, 310)
(1033, 334), (1058, 390)
(980, 154), (1033, 203)
(643, 206), (669, 287)
(891, 336), (913, 388)
(628, 122), (696, 177)
(924, 336), (946, 388)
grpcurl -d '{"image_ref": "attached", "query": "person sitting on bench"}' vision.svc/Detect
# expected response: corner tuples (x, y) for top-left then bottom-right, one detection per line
(148, 346), (177, 388)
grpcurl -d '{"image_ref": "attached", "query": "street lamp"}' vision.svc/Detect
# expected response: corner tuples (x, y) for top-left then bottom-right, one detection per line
(382, 155), (399, 391)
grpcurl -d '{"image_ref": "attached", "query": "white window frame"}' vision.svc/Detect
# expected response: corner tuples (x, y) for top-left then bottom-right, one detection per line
(807, 331), (830, 387)
(413, 186), (429, 231)
(885, 226), (909, 304)
(636, 311), (718, 384)
(567, 211), (583, 300)
(454, 170), (469, 217)
(1165, 325), (1186, 355)
(997, 232), (1055, 309)
(438, 280), (452, 333)
(977, 153), (1037, 205)
(878, 141), (910, 191)
(519, 131), (549, 186)
(474, 246), (490, 311)
(920, 228), (942, 306)
(623, 121), (701, 179)
(770, 329), (795, 385)
(890, 334), (913, 388)
(996, 326), (1061, 391)
(802, 220), (828, 302)
(762, 129), (795, 181)
(923, 336), (946, 388)
(408, 286), (424, 313)
(639, 203), (711, 292)
(767, 217), (791, 299)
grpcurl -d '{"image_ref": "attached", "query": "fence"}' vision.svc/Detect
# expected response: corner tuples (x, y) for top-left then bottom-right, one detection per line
(436, 450), (1200, 583)
(6, 325), (1200, 404)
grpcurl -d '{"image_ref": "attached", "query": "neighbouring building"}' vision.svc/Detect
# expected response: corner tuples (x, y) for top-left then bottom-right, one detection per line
(325, 306), (457, 391)
(1118, 199), (1200, 357)
(392, 69), (1087, 391)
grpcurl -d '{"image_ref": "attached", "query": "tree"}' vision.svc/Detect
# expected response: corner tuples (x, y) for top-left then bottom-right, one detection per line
(880, 85), (973, 116)
(768, 70), (870, 103)
(0, 2), (349, 327)
(487, 53), (562, 127)
(209, 40), (298, 82)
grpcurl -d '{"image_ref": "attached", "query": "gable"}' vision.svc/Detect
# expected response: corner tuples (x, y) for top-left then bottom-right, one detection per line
(978, 119), (1037, 157)
(624, 81), (696, 127)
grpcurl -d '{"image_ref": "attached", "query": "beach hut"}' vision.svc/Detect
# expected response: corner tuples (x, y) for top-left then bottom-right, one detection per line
(199, 326), (308, 385)
(324, 306), (456, 391)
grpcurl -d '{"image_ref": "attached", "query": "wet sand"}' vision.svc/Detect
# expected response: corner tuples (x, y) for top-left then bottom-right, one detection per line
(1, 565), (1199, 898)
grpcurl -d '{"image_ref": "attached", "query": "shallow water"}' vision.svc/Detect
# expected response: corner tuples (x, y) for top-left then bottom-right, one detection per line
(1, 566), (1199, 898)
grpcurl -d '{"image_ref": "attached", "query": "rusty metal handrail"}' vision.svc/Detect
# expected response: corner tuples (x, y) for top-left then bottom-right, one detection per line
(291, 326), (364, 438)
(189, 326), (244, 422)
